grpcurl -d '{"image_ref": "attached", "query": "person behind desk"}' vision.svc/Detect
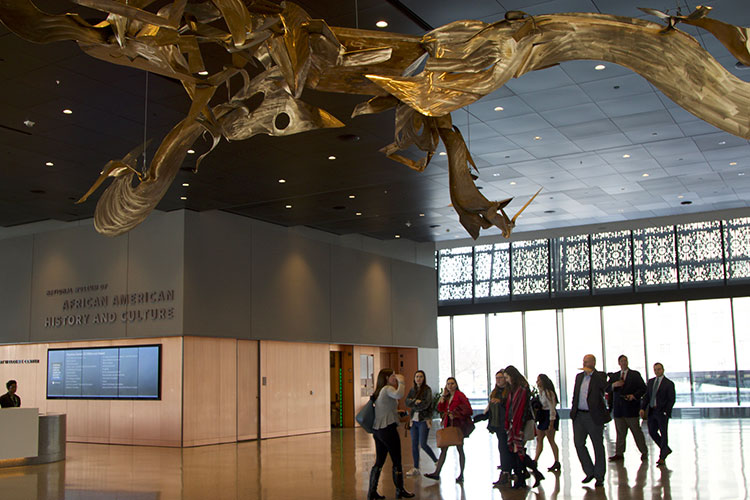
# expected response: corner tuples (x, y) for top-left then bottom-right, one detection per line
(0, 380), (21, 408)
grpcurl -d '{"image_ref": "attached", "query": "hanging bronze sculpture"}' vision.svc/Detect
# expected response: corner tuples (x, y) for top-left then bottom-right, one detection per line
(0, 1), (748, 238)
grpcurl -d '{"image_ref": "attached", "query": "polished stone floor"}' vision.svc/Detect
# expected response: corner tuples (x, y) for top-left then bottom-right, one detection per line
(1, 418), (749, 499)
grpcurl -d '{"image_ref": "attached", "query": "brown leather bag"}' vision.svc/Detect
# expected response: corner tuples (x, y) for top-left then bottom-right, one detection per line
(436, 426), (464, 448)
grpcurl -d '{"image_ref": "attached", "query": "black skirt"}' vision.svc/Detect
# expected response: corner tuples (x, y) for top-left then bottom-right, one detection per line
(536, 409), (559, 431)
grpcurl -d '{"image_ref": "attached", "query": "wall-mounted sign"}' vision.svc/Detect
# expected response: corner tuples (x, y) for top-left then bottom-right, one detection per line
(43, 283), (176, 329)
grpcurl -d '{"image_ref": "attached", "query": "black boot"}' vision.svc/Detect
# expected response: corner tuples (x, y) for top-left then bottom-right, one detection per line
(526, 457), (545, 487)
(367, 465), (385, 500)
(392, 465), (415, 498)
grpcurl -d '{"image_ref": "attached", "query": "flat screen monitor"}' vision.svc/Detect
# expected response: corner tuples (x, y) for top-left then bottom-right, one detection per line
(47, 345), (161, 399)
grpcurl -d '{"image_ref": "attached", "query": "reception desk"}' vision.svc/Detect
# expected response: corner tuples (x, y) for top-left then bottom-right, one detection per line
(0, 409), (66, 467)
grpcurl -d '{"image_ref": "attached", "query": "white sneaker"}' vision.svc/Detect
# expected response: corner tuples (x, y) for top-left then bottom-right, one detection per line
(406, 467), (420, 476)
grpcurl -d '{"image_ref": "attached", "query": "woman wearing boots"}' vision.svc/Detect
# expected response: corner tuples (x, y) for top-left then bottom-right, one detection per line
(504, 365), (545, 489)
(405, 370), (439, 476)
(424, 377), (472, 483)
(369, 368), (414, 500)
(533, 373), (561, 472)
(486, 369), (514, 487)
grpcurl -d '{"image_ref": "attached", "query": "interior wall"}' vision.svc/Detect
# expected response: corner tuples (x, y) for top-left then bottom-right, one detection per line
(259, 340), (330, 439)
(0, 337), (183, 447)
(237, 339), (259, 441)
(182, 337), (238, 446)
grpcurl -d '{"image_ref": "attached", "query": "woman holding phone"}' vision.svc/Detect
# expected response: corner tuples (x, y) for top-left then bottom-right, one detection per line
(424, 377), (472, 483)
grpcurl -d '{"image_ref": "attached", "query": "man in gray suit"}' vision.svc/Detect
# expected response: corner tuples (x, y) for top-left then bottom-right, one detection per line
(570, 354), (611, 487)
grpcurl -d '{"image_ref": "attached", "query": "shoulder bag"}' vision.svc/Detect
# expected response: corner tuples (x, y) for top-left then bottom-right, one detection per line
(356, 397), (376, 433)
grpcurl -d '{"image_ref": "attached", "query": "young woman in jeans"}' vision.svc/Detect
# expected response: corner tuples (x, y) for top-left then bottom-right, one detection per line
(368, 368), (415, 500)
(405, 370), (439, 476)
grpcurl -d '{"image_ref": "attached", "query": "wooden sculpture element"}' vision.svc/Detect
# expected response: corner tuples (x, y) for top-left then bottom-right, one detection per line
(0, 1), (748, 239)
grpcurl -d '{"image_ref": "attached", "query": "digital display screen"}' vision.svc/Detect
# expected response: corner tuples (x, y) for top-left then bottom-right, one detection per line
(47, 345), (161, 399)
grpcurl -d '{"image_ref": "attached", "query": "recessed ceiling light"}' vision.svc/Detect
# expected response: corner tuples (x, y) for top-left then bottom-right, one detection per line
(622, 154), (631, 158)
(278, 179), (286, 183)
(739, 173), (745, 176)
(45, 161), (54, 167)
(730, 162), (738, 166)
(198, 70), (209, 75)
(419, 213), (425, 217)
(376, 20), (388, 28)
(182, 183), (189, 187)
(285, 204), (292, 209)
(493, 173), (500, 177)
(533, 136), (541, 140)
(62, 109), (72, 114)
(180, 196), (187, 200)
(394, 234), (400, 238)
(642, 173), (649, 177)
(595, 64), (606, 70)
(494, 106), (504, 111)
(328, 155), (336, 160)
(348, 195), (355, 199)
(356, 212), (362, 216)
(719, 141), (727, 145)
(678, 195), (684, 199)
(187, 149), (195, 154)
(439, 152), (447, 156)
(510, 181), (516, 185)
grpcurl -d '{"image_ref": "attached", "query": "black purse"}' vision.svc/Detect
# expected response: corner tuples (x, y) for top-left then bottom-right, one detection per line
(356, 397), (376, 433)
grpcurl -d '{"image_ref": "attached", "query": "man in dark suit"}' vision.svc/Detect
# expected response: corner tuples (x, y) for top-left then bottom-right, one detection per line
(607, 354), (648, 462)
(640, 362), (676, 466)
(0, 380), (21, 408)
(570, 354), (611, 487)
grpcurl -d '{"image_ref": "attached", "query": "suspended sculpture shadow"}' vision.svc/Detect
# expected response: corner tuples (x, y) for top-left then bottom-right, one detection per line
(0, 1), (748, 238)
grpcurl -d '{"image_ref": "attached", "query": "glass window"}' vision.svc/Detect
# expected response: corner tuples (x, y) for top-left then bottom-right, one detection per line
(687, 299), (737, 405)
(452, 314), (488, 407)
(677, 221), (724, 285)
(724, 217), (750, 280)
(525, 310), (560, 403)
(437, 247), (473, 303)
(633, 226), (677, 289)
(552, 234), (590, 294)
(644, 301), (692, 406)
(562, 307), (603, 406)
(602, 304), (646, 379)
(488, 312), (524, 377)
(511, 239), (549, 296)
(437, 317), (452, 386)
(732, 297), (750, 405)
(591, 230), (633, 292)
(475, 243), (510, 300)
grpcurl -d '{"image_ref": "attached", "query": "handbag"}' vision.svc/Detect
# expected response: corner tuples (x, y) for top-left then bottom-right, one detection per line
(523, 419), (536, 442)
(436, 426), (464, 447)
(356, 398), (376, 433)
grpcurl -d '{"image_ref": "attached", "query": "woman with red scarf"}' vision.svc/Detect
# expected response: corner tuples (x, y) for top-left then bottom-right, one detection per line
(504, 365), (545, 489)
(424, 377), (472, 483)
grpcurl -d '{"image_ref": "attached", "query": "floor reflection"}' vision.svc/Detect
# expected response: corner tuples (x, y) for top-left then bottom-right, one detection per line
(0, 419), (748, 499)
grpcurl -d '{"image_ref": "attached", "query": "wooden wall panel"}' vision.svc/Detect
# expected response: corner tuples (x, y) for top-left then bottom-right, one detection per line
(237, 340), (259, 441)
(182, 337), (238, 446)
(352, 345), (381, 425)
(260, 340), (330, 439)
(0, 337), (183, 447)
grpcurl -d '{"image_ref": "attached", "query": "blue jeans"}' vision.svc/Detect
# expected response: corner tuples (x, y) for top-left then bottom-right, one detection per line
(410, 420), (439, 468)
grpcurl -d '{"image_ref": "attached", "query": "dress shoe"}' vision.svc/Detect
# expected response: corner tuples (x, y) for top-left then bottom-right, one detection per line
(595, 480), (604, 487)
(423, 472), (440, 480)
(608, 455), (624, 462)
(582, 475), (595, 484)
(548, 461), (561, 472)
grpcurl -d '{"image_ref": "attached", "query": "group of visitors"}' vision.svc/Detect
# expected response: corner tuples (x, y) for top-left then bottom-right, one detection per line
(365, 355), (675, 498)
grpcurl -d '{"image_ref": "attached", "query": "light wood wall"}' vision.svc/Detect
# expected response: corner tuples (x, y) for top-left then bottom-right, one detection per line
(259, 340), (330, 439)
(182, 337), (238, 446)
(237, 339), (259, 441)
(0, 337), (183, 447)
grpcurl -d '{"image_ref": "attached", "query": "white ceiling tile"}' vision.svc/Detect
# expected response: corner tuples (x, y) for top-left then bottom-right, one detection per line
(505, 65), (575, 94)
(520, 86), (592, 112)
(597, 92), (665, 118)
(540, 103), (608, 127)
(573, 133), (633, 152)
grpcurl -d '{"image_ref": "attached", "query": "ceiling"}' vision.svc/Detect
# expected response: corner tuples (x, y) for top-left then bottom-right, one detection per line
(0, 0), (748, 242)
